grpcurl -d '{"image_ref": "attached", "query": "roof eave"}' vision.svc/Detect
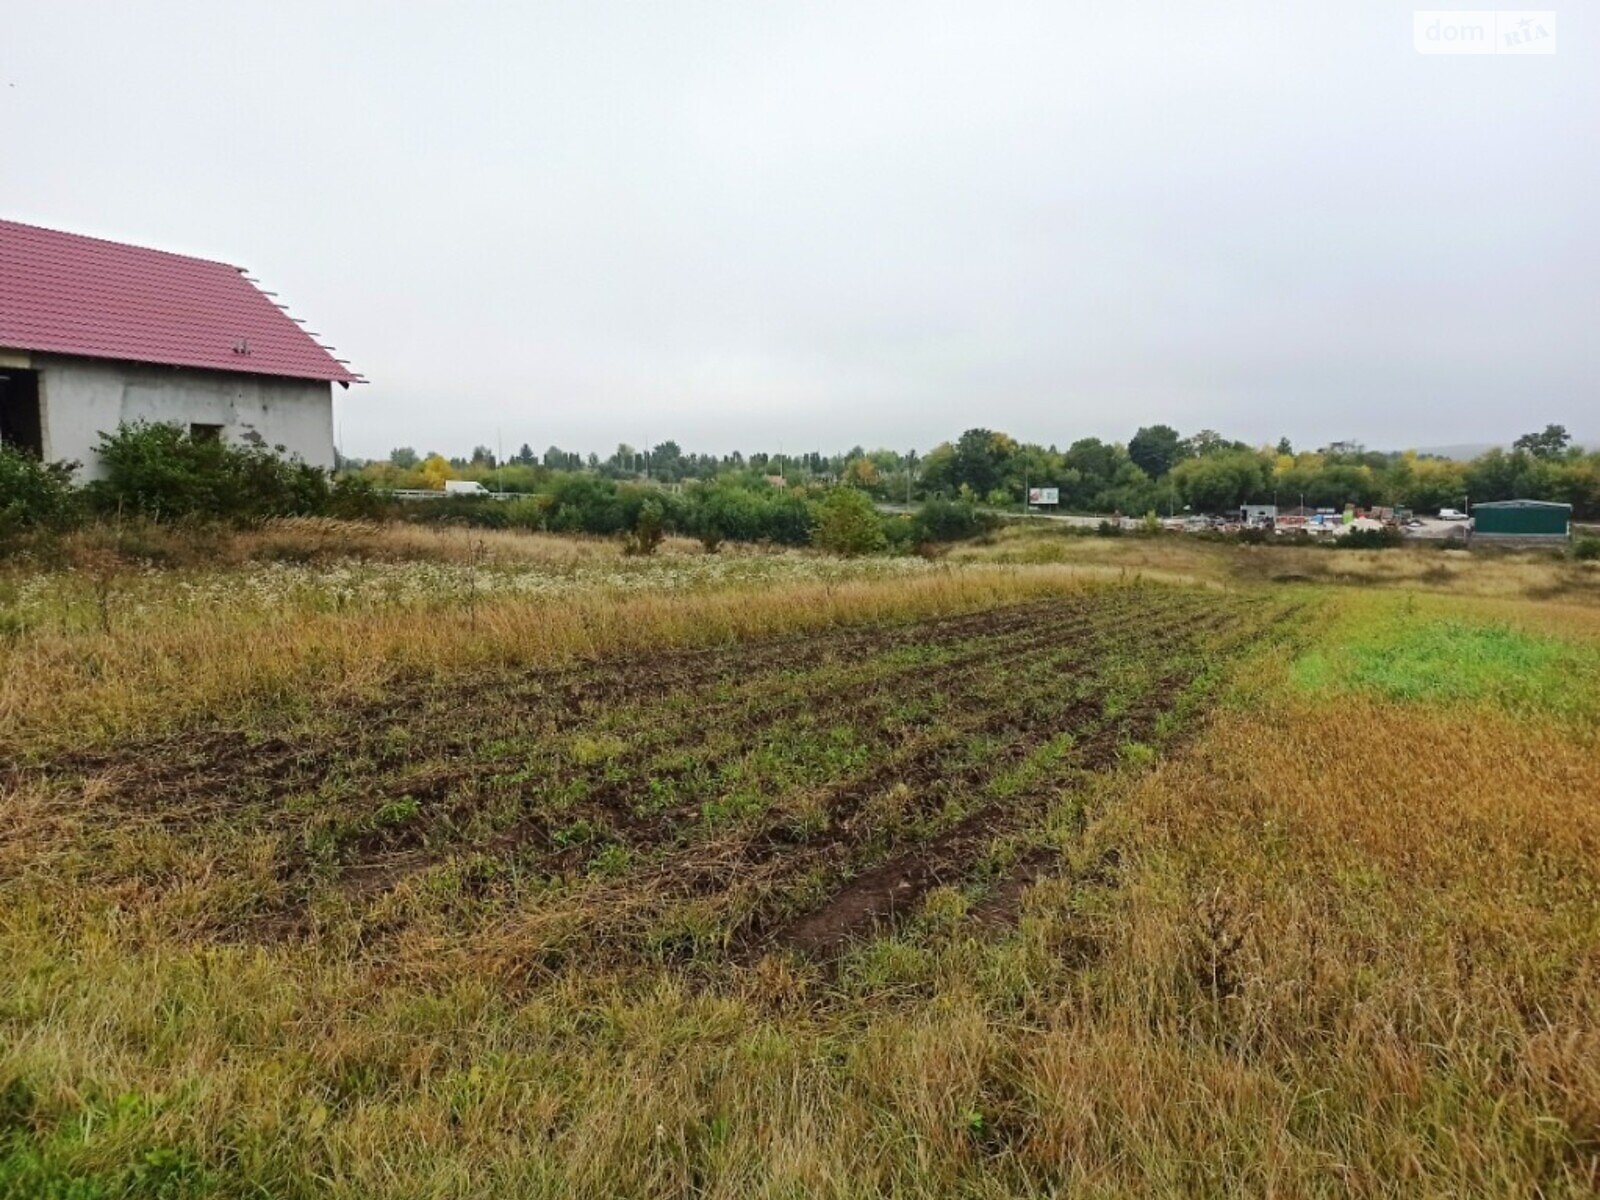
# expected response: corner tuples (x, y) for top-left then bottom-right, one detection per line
(19, 344), (362, 385)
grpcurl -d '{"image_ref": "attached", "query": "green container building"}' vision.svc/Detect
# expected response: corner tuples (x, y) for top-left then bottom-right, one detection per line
(1471, 499), (1571, 540)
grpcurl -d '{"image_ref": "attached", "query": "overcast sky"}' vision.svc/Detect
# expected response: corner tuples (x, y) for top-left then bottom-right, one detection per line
(3, 3), (1595, 458)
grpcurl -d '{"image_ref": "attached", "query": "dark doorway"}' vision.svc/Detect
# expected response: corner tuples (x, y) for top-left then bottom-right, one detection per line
(0, 368), (43, 457)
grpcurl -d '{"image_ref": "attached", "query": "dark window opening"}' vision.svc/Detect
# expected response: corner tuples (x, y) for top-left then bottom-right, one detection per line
(189, 423), (223, 443)
(0, 368), (44, 457)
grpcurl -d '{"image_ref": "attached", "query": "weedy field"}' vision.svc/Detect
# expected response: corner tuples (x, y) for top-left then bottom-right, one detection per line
(1, 526), (1597, 1198)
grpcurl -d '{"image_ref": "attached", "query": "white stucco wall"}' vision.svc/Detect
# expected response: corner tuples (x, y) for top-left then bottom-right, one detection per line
(36, 354), (336, 478)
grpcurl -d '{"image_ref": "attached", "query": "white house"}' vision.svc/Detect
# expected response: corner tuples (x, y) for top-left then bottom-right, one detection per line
(0, 219), (360, 478)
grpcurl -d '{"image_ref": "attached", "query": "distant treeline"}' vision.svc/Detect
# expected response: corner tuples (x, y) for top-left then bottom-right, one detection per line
(6, 421), (1596, 560)
(353, 424), (1599, 519)
(0, 423), (992, 557)
(395, 477), (995, 556)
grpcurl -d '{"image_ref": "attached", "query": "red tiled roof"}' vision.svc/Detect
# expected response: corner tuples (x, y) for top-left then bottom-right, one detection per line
(0, 219), (361, 384)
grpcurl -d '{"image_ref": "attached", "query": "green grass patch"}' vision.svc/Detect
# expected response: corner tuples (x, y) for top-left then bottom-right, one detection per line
(1293, 617), (1600, 720)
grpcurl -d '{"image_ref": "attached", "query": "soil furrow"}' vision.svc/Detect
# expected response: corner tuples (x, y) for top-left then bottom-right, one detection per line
(509, 605), (1243, 962)
(308, 598), (1149, 918)
(18, 594), (1136, 828)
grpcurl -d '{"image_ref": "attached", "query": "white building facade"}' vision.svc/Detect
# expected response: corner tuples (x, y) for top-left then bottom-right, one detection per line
(2, 351), (336, 477)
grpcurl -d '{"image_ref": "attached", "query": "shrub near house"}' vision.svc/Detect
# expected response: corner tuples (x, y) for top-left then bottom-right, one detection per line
(1, 422), (386, 548)
(0, 444), (81, 542)
(87, 422), (332, 522)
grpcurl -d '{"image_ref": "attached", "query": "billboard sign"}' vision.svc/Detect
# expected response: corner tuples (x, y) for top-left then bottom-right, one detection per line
(1028, 487), (1059, 506)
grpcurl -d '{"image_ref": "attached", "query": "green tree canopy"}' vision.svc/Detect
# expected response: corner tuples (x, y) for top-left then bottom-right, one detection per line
(1128, 424), (1185, 478)
(1513, 424), (1571, 459)
(1171, 448), (1271, 512)
(949, 428), (1013, 496)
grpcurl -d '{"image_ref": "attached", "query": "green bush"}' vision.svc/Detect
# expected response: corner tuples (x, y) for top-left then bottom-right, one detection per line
(1334, 526), (1403, 550)
(501, 496), (547, 530)
(622, 497), (666, 556)
(0, 445), (81, 543)
(880, 513), (919, 554)
(401, 495), (517, 529)
(85, 422), (331, 523)
(1573, 536), (1600, 562)
(616, 485), (686, 540)
(754, 490), (813, 546)
(910, 498), (990, 544)
(327, 474), (388, 521)
(390, 471), (818, 549)
(685, 479), (813, 549)
(392, 473), (818, 549)
(812, 487), (886, 556)
(543, 474), (626, 535)
(686, 481), (758, 550)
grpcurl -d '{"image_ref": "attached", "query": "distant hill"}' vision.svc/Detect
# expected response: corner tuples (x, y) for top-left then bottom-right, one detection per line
(1405, 442), (1505, 461)
(1395, 438), (1595, 460)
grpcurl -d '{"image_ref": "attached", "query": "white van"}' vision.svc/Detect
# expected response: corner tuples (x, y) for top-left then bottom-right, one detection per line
(444, 480), (490, 496)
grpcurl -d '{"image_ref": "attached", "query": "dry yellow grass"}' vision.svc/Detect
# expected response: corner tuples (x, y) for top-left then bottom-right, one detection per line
(1057, 695), (1600, 1193)
(236, 517), (657, 564)
(0, 560), (1176, 756)
(34, 516), (651, 568)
